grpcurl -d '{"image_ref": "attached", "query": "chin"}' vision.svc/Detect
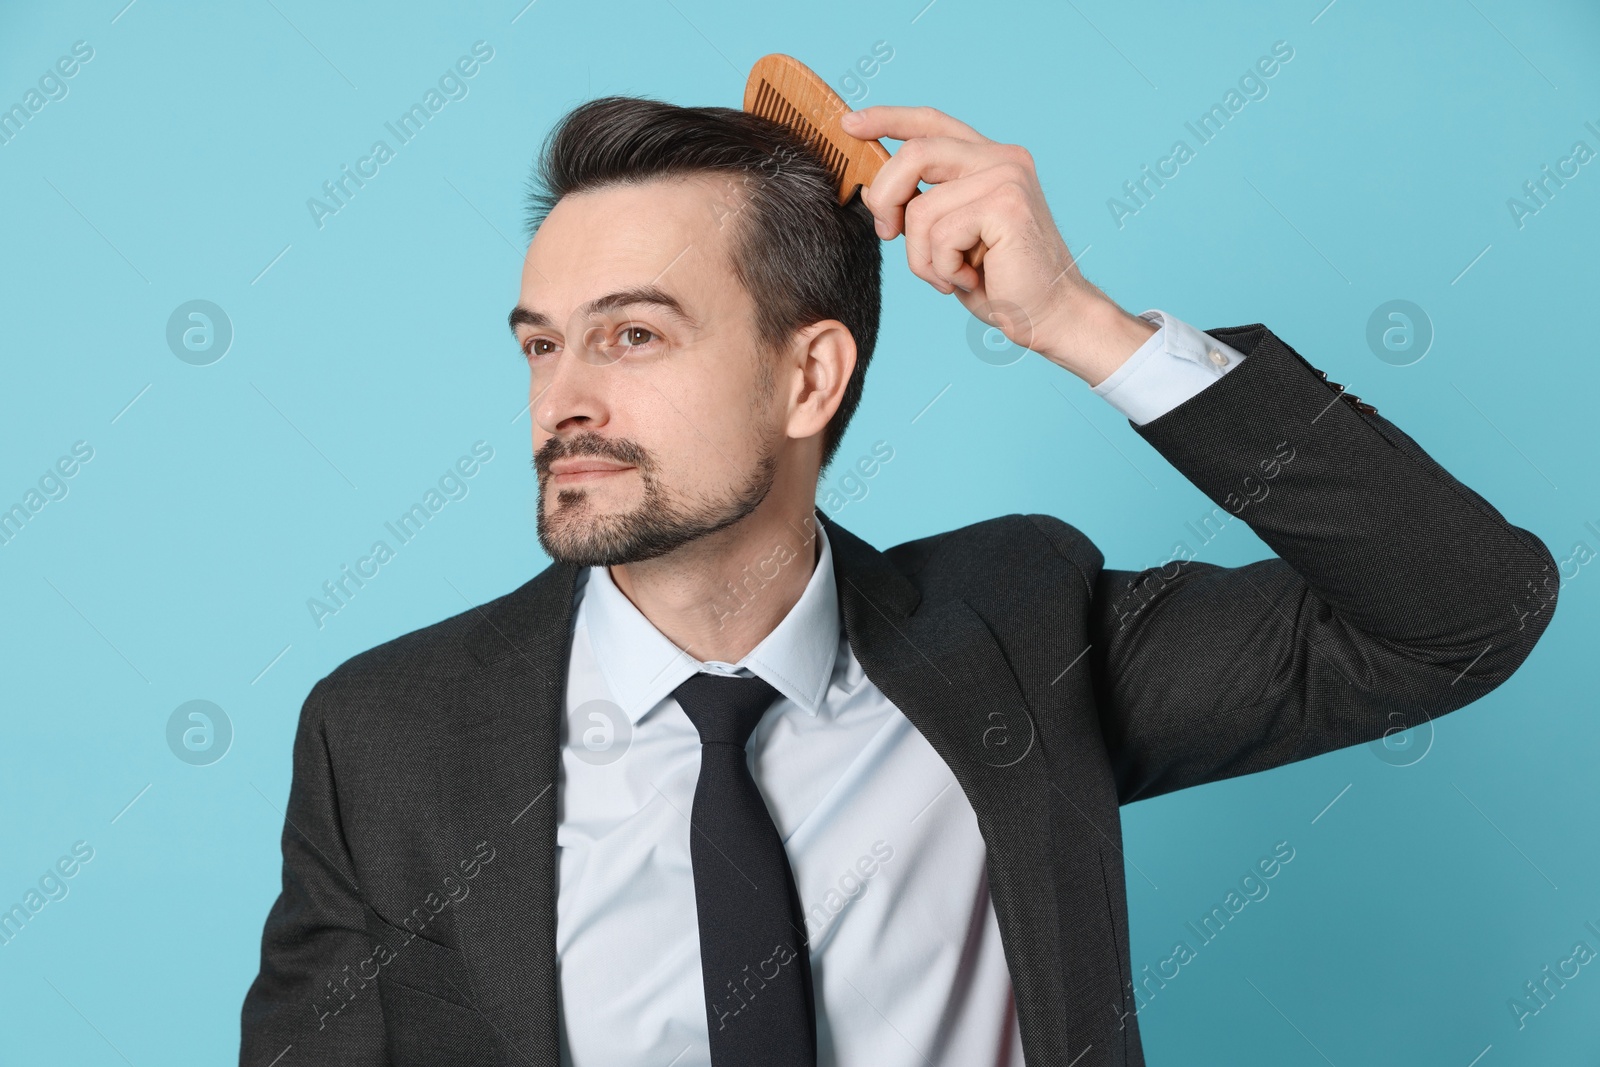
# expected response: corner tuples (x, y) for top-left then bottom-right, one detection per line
(536, 494), (669, 567)
(533, 446), (777, 567)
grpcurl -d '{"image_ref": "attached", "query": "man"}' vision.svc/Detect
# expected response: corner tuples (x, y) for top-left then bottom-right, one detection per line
(239, 96), (1557, 1066)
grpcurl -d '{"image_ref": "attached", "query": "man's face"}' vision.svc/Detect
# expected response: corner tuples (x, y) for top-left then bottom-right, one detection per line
(512, 176), (782, 567)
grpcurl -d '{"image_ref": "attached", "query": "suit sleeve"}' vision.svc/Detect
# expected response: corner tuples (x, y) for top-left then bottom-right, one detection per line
(239, 676), (390, 1065)
(1084, 322), (1558, 805)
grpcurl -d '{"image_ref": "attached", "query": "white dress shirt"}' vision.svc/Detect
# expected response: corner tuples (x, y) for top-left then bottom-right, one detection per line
(554, 310), (1246, 1066)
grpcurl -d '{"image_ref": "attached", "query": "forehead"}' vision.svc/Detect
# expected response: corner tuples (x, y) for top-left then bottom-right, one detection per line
(520, 175), (747, 314)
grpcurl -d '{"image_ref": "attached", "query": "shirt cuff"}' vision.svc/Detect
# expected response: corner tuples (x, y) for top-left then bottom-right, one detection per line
(1090, 309), (1248, 425)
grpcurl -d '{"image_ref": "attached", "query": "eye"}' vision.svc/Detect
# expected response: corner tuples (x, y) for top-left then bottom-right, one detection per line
(522, 337), (557, 360)
(618, 325), (657, 348)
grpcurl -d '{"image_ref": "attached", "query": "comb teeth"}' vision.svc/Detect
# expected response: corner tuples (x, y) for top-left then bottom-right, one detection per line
(751, 79), (847, 180)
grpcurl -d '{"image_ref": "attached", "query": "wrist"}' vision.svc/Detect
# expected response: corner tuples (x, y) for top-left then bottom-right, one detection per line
(1037, 297), (1158, 387)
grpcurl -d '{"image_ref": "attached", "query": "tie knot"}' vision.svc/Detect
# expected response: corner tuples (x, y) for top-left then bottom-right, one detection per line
(672, 671), (782, 748)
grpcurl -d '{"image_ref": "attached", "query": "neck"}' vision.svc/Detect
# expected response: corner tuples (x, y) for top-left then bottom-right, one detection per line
(606, 498), (823, 665)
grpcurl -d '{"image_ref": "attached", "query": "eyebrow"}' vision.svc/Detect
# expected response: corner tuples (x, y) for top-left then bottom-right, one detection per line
(507, 285), (698, 335)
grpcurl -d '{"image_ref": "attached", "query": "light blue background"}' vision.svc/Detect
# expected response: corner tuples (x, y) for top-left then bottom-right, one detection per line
(2, 0), (1596, 1063)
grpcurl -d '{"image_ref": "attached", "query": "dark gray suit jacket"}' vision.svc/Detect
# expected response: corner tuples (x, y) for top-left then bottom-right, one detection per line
(239, 323), (1558, 1066)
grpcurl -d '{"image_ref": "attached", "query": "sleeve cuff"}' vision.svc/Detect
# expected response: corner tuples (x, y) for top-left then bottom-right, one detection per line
(1090, 309), (1249, 425)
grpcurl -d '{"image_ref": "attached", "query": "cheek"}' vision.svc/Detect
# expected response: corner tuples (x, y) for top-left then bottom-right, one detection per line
(656, 395), (755, 482)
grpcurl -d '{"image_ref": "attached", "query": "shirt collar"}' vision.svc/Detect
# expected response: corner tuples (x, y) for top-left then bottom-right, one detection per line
(579, 514), (840, 725)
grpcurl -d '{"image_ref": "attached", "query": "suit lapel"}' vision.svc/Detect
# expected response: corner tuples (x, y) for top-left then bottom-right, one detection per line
(439, 510), (1065, 1065)
(441, 559), (578, 1066)
(819, 511), (1069, 1064)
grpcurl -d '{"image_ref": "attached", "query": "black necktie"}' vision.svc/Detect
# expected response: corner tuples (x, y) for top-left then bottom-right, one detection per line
(671, 671), (817, 1066)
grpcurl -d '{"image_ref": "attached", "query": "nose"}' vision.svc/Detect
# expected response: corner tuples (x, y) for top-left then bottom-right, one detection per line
(532, 323), (619, 437)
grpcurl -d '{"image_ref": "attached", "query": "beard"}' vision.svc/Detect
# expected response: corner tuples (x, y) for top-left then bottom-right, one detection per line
(534, 430), (779, 567)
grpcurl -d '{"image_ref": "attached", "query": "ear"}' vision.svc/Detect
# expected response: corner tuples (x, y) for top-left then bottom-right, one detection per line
(783, 320), (857, 442)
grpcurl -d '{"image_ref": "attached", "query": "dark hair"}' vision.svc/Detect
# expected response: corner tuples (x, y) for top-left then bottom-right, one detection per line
(522, 95), (882, 477)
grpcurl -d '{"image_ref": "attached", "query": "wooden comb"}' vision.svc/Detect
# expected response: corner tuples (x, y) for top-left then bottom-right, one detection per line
(743, 52), (987, 269)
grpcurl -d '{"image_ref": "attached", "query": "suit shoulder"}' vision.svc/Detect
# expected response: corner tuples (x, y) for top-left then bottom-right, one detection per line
(314, 574), (540, 702)
(887, 511), (1102, 563)
(882, 512), (1104, 592)
(1019, 513), (1104, 577)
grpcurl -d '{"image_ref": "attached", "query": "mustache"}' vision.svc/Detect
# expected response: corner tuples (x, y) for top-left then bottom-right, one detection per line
(533, 433), (649, 477)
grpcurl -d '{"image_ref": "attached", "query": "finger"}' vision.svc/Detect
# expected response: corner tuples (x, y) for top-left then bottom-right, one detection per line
(841, 104), (990, 145)
(901, 173), (1002, 293)
(862, 135), (997, 239)
(928, 206), (990, 294)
